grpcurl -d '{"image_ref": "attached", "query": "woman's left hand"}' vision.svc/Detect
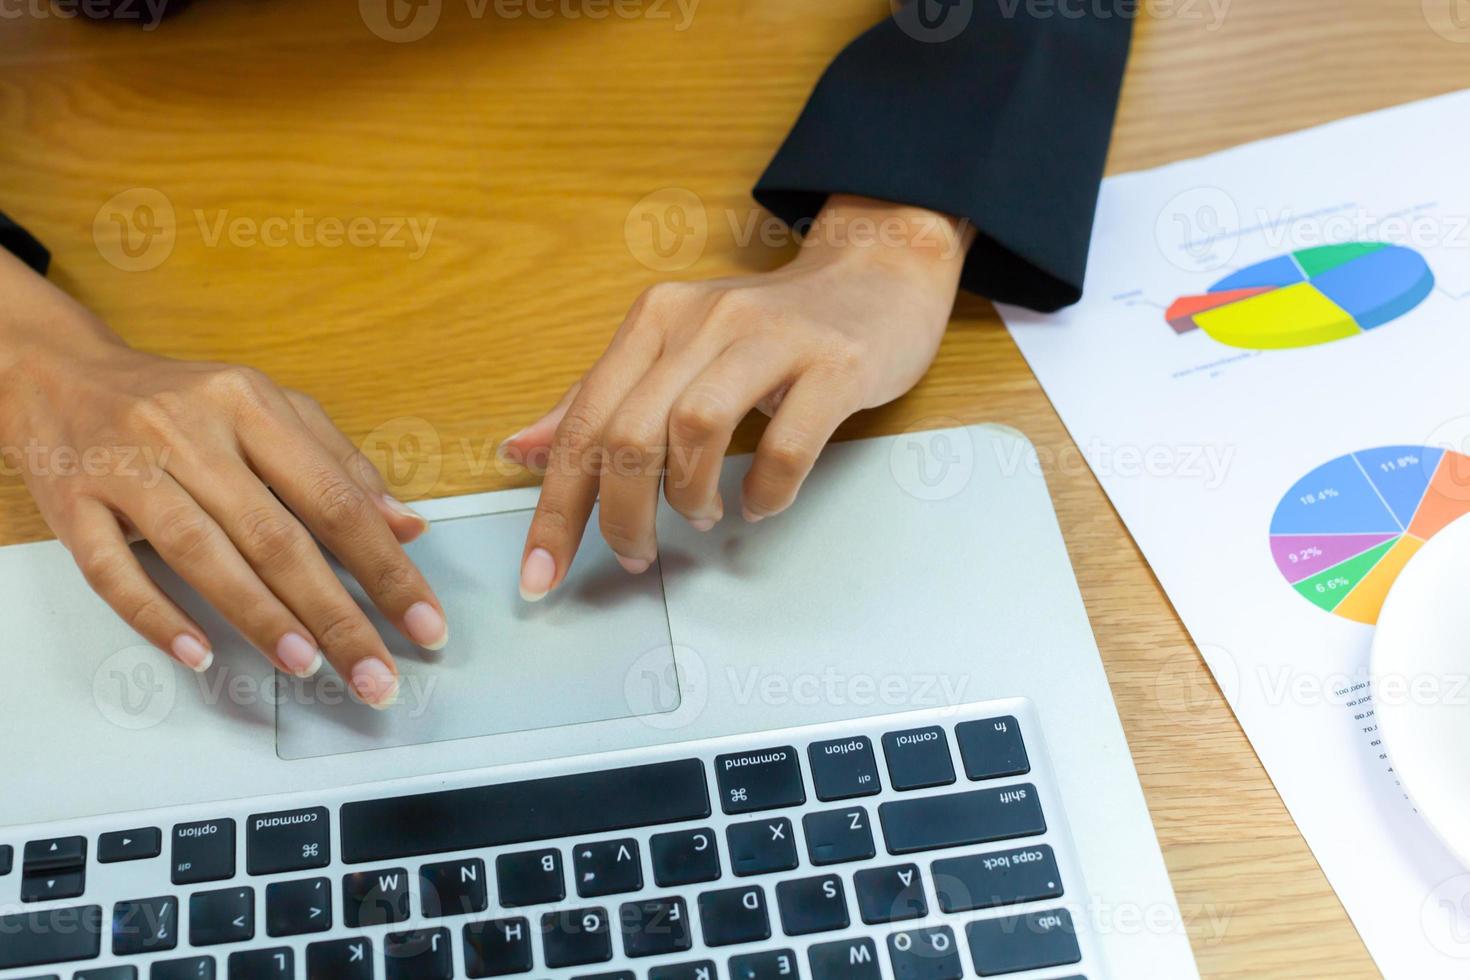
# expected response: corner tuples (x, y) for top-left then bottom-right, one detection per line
(502, 194), (974, 600)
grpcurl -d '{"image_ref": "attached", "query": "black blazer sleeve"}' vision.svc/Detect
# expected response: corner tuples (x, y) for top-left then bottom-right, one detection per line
(754, 2), (1132, 311)
(0, 211), (50, 276)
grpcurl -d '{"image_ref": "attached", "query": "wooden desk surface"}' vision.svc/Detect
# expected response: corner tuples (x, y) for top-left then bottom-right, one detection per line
(3, 0), (1467, 974)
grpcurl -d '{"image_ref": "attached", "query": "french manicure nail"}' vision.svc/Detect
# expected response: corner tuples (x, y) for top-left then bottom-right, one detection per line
(276, 632), (323, 677)
(520, 547), (556, 601)
(171, 634), (213, 672)
(382, 494), (428, 526)
(615, 554), (652, 574)
(351, 657), (399, 709)
(403, 601), (449, 651)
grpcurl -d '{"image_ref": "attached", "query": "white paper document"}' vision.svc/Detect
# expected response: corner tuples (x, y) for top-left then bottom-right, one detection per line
(999, 89), (1470, 976)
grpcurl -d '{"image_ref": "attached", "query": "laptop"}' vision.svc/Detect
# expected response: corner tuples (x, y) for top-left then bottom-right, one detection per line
(0, 423), (1197, 979)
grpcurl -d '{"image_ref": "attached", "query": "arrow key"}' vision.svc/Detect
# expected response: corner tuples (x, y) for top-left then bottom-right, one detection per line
(20, 869), (85, 902)
(189, 887), (254, 946)
(23, 836), (86, 873)
(99, 828), (162, 864)
(265, 876), (332, 937)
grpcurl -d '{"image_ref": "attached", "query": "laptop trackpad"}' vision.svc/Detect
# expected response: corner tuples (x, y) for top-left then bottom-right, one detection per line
(275, 507), (677, 760)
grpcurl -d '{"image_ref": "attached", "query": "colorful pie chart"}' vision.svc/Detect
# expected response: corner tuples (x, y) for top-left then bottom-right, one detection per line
(1270, 445), (1470, 624)
(1168, 242), (1435, 350)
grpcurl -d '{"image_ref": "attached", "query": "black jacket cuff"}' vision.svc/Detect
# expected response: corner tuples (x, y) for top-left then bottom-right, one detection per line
(754, 5), (1131, 312)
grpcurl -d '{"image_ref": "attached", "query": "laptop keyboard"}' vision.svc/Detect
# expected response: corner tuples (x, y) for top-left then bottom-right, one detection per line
(0, 702), (1094, 979)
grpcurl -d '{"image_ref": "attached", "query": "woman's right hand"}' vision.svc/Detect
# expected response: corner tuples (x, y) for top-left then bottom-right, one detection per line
(0, 252), (446, 708)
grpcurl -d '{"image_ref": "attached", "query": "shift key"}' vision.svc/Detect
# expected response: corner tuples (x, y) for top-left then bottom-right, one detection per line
(879, 784), (1045, 855)
(172, 819), (236, 885)
(715, 747), (805, 814)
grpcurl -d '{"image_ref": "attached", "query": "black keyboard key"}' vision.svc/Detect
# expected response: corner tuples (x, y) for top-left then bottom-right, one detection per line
(967, 908), (1081, 976)
(20, 869), (85, 902)
(151, 955), (216, 980)
(246, 807), (330, 876)
(76, 969), (136, 980)
(0, 843), (11, 874)
(854, 863), (927, 924)
(305, 937), (372, 980)
(955, 716), (1030, 780)
(342, 867), (410, 927)
(882, 727), (956, 790)
(619, 896), (692, 958)
(495, 848), (564, 907)
(226, 947), (291, 980)
(541, 906), (613, 968)
(462, 917), (532, 977)
(649, 961), (717, 980)
(651, 828), (721, 886)
(384, 927), (452, 980)
(729, 949), (798, 980)
(888, 926), (963, 980)
(341, 759), (709, 863)
(0, 904), (101, 970)
(879, 784), (1046, 854)
(573, 838), (642, 897)
(99, 829), (162, 864)
(803, 807), (875, 865)
(575, 973), (633, 980)
(171, 819), (235, 885)
(809, 938), (880, 979)
(420, 857), (488, 917)
(112, 896), (178, 955)
(24, 836), (86, 872)
(933, 844), (1063, 912)
(726, 818), (797, 877)
(776, 875), (847, 935)
(189, 887), (254, 947)
(265, 876), (332, 936)
(807, 736), (881, 801)
(697, 885), (769, 947)
(714, 747), (804, 815)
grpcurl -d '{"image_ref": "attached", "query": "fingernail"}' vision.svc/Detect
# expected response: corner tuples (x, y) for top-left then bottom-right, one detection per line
(382, 494), (428, 527)
(742, 505), (766, 523)
(403, 601), (449, 651)
(171, 634), (213, 672)
(520, 547), (556, 601)
(690, 517), (716, 532)
(276, 632), (323, 677)
(351, 658), (399, 709)
(615, 554), (652, 574)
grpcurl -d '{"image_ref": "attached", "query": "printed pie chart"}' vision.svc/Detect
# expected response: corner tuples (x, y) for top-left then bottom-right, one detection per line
(1270, 445), (1470, 624)
(1167, 242), (1435, 350)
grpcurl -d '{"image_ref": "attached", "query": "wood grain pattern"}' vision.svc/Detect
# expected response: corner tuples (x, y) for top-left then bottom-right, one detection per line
(4, 0), (1467, 974)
